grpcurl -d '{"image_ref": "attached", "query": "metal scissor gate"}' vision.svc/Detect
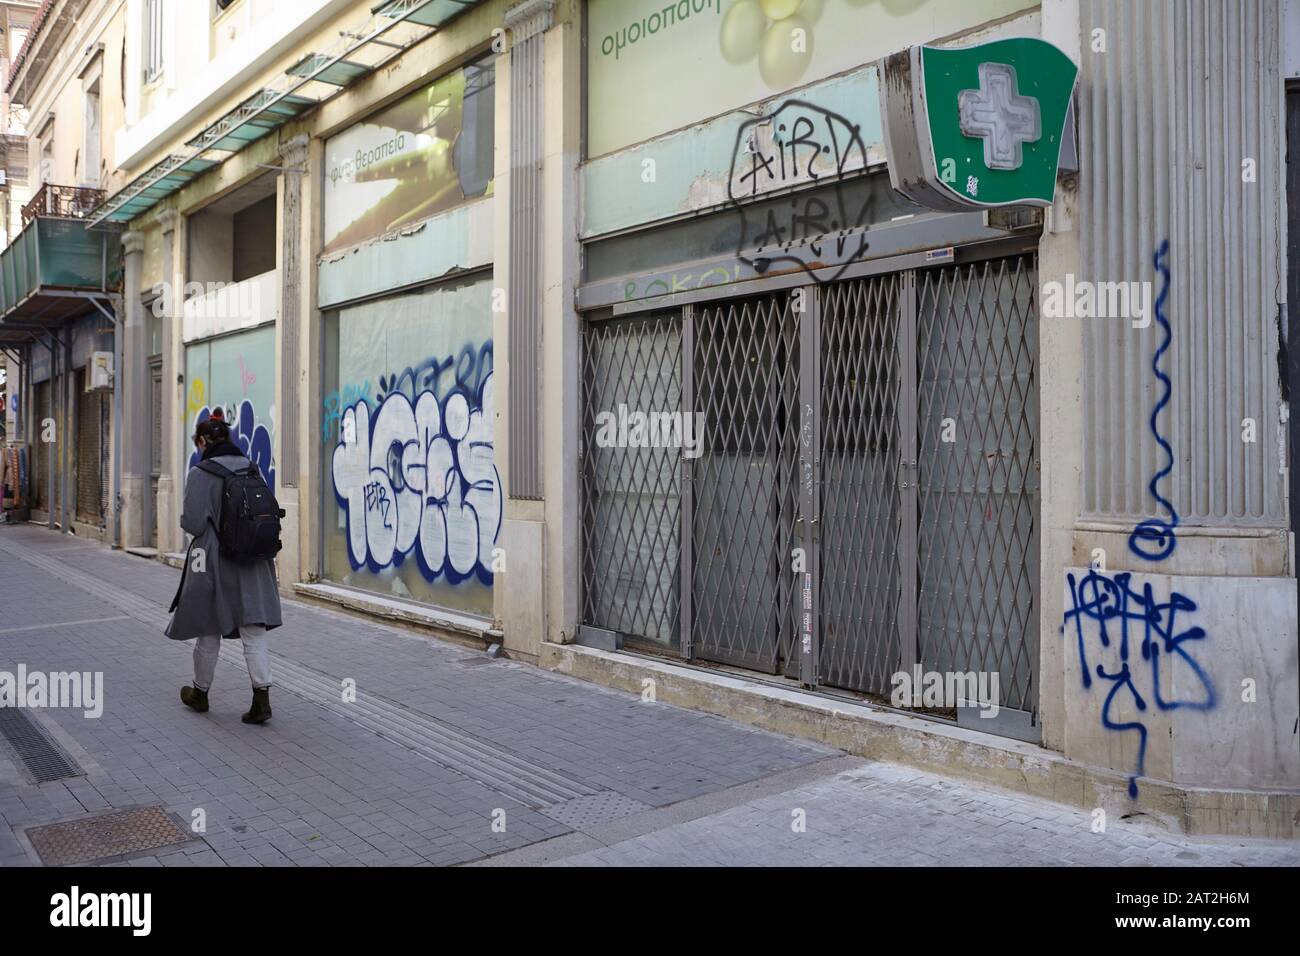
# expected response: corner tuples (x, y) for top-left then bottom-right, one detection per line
(581, 250), (1040, 736)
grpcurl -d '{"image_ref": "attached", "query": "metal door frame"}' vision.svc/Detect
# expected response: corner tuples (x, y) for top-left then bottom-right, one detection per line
(796, 289), (820, 686)
(896, 270), (919, 680)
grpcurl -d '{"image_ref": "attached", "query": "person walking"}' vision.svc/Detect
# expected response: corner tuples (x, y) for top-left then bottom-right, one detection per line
(167, 412), (283, 723)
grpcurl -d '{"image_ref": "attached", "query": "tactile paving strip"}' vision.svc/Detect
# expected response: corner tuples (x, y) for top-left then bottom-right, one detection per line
(26, 806), (192, 866)
(540, 792), (652, 830)
(0, 535), (604, 811)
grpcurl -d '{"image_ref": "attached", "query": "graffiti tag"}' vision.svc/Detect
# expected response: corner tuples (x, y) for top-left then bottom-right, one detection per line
(727, 99), (875, 284)
(331, 360), (499, 586)
(1063, 568), (1216, 797)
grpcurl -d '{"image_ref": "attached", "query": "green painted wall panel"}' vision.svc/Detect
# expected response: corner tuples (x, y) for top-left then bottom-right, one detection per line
(581, 67), (883, 239)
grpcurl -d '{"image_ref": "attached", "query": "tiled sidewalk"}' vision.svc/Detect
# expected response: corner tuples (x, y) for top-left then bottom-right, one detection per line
(540, 762), (1300, 867)
(1, 523), (1296, 868)
(0, 523), (832, 866)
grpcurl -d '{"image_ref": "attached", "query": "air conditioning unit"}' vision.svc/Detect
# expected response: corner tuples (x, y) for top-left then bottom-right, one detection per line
(87, 352), (114, 391)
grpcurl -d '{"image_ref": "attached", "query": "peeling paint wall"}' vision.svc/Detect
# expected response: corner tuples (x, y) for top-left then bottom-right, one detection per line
(317, 197), (494, 310)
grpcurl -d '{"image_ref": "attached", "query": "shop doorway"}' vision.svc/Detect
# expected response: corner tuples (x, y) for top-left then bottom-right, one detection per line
(581, 248), (1040, 737)
(75, 370), (108, 527)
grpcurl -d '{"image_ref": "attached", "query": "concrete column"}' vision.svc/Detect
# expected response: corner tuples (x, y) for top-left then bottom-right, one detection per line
(60, 330), (72, 534)
(1036, 0), (1084, 756)
(45, 333), (55, 529)
(274, 132), (309, 586)
(297, 135), (325, 587)
(495, 0), (570, 660)
(153, 207), (183, 555)
(119, 230), (148, 548)
(540, 2), (582, 651)
(503, 0), (554, 503)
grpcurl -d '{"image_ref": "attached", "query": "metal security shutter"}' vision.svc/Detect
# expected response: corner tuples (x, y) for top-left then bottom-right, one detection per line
(818, 273), (905, 695)
(579, 246), (1040, 734)
(33, 381), (52, 512)
(915, 256), (1039, 714)
(100, 398), (111, 521)
(580, 314), (682, 648)
(76, 373), (105, 525)
(690, 293), (801, 673)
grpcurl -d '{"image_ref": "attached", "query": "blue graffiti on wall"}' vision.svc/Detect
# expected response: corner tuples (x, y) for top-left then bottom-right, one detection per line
(330, 346), (499, 586)
(1129, 240), (1179, 560)
(189, 399), (276, 492)
(376, 342), (493, 406)
(1063, 568), (1216, 797)
(322, 381), (370, 444)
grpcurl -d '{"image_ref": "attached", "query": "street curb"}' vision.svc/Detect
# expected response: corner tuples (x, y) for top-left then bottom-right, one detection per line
(540, 641), (1300, 839)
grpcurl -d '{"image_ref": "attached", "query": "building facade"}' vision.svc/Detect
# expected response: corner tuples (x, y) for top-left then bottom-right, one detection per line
(0, 0), (126, 539)
(2, 0), (1297, 825)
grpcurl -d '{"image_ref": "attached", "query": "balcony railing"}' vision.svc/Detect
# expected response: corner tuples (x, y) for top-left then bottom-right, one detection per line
(21, 184), (105, 227)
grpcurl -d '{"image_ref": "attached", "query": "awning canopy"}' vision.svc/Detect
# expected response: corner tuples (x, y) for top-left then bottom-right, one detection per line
(86, 0), (484, 227)
(0, 216), (121, 341)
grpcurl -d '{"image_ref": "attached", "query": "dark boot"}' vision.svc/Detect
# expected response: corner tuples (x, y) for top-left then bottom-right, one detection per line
(180, 685), (209, 713)
(242, 687), (272, 724)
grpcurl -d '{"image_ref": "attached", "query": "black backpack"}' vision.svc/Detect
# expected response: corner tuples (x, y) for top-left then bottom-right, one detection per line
(197, 459), (284, 562)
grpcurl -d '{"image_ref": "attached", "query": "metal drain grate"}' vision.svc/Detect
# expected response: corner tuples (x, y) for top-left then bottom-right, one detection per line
(0, 706), (82, 782)
(26, 806), (192, 866)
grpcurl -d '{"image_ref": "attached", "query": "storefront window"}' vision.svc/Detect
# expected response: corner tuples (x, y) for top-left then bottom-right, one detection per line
(320, 275), (497, 617)
(322, 57), (495, 255)
(183, 324), (276, 488)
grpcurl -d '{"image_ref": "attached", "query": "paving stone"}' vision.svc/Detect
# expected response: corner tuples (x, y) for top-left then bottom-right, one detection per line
(4, 524), (1297, 869)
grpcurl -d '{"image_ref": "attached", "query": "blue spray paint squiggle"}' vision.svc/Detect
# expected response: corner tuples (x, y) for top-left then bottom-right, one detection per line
(1063, 569), (1215, 797)
(1129, 240), (1179, 560)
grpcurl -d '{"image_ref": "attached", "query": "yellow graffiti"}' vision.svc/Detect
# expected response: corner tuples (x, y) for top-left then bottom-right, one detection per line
(186, 378), (205, 425)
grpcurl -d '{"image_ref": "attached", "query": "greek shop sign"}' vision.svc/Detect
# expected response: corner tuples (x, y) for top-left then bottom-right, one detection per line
(587, 0), (1037, 158)
(879, 37), (1078, 210)
(330, 133), (410, 185)
(600, 0), (722, 60)
(322, 60), (494, 254)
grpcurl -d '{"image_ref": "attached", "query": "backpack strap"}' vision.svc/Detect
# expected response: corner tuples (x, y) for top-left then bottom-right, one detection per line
(195, 460), (235, 537)
(196, 460), (234, 480)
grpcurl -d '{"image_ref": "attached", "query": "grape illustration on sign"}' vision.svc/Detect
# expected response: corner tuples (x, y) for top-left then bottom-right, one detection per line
(878, 37), (1078, 211)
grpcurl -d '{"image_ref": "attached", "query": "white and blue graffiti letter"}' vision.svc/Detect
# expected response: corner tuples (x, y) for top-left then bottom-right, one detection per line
(331, 371), (500, 585)
(189, 400), (275, 492)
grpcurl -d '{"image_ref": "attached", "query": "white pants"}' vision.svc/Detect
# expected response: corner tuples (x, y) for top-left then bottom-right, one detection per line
(193, 625), (271, 691)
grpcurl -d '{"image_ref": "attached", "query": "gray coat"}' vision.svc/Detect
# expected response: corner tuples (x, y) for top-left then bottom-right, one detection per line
(165, 452), (283, 641)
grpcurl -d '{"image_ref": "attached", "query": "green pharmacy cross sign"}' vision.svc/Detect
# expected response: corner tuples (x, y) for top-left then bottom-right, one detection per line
(879, 37), (1078, 211)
